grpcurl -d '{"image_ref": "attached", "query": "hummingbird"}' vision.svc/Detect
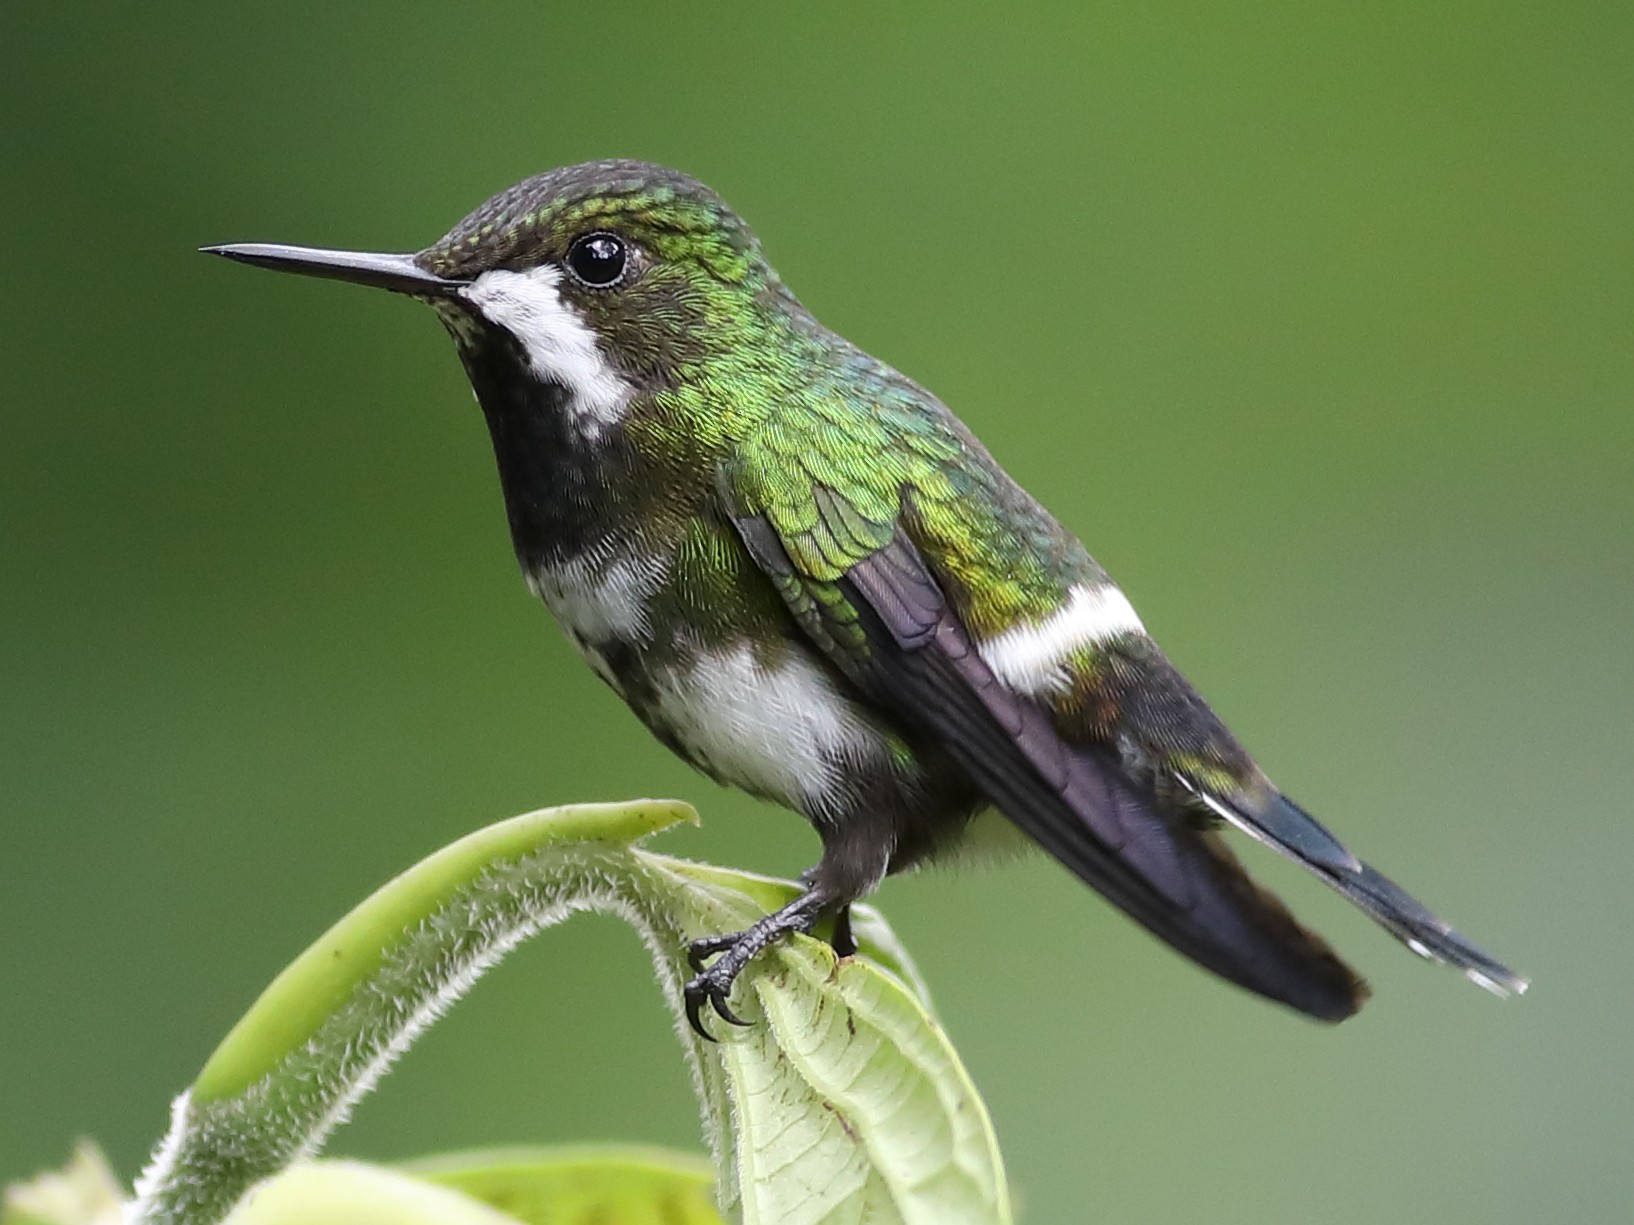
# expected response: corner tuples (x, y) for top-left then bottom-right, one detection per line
(205, 159), (1525, 1038)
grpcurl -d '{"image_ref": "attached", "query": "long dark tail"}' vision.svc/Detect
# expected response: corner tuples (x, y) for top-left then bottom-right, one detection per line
(1198, 785), (1528, 998)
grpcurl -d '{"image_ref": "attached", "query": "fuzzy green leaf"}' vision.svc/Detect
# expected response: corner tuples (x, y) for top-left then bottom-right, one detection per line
(129, 799), (1011, 1225)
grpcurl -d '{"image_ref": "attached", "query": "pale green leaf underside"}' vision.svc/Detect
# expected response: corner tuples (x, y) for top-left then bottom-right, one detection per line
(128, 799), (1011, 1225)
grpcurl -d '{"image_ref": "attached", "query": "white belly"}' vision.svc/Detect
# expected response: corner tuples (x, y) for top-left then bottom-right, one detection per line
(650, 643), (893, 817)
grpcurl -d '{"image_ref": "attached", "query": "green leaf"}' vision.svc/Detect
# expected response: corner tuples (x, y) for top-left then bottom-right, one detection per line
(202, 1146), (724, 1225)
(218, 1161), (524, 1225)
(193, 799), (696, 1103)
(402, 1145), (722, 1224)
(129, 799), (1011, 1225)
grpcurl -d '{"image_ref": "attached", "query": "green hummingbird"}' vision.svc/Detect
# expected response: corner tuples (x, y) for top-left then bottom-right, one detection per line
(206, 159), (1525, 1038)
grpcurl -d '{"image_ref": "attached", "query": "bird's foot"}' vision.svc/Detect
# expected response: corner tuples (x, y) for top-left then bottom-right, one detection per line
(683, 895), (829, 1041)
(683, 953), (755, 1039)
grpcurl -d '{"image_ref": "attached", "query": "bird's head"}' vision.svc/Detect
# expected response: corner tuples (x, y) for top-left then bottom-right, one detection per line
(206, 160), (794, 434)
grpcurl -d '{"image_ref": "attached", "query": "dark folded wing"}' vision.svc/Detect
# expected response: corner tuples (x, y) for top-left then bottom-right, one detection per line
(731, 509), (1369, 1021)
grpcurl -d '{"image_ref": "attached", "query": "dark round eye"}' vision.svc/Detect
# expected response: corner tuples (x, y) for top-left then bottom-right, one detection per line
(566, 232), (628, 287)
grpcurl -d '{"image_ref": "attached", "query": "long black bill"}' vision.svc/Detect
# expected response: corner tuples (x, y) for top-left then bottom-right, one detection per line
(200, 243), (468, 296)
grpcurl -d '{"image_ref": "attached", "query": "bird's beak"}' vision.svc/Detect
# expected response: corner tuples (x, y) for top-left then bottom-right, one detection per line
(200, 243), (469, 297)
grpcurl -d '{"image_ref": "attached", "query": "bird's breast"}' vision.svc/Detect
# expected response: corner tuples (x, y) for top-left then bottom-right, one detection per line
(522, 531), (904, 819)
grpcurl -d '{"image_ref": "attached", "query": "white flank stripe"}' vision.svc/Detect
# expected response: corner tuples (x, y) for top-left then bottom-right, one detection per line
(526, 550), (668, 643)
(980, 582), (1146, 695)
(462, 264), (630, 431)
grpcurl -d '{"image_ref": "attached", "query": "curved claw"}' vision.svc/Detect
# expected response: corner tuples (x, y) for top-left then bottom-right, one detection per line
(711, 990), (752, 1029)
(683, 972), (753, 1041)
(684, 986), (718, 1043)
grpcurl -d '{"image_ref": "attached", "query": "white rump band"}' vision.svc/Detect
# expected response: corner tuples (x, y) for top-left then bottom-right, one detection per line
(980, 583), (1146, 695)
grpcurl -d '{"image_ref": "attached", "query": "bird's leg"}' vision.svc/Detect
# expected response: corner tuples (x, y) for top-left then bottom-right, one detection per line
(683, 824), (887, 1040)
(830, 904), (858, 959)
(799, 862), (859, 958)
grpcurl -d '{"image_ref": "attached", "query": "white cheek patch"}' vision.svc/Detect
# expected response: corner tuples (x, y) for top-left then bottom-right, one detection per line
(980, 582), (1147, 696)
(462, 264), (631, 431)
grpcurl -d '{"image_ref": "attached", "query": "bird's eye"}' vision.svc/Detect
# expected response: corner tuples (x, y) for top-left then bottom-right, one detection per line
(565, 232), (629, 288)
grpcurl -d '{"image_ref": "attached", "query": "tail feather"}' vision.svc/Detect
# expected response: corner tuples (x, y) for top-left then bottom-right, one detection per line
(1194, 783), (1528, 998)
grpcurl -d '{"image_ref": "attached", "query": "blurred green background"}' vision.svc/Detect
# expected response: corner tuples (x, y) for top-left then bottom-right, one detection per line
(2, 3), (1629, 1220)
